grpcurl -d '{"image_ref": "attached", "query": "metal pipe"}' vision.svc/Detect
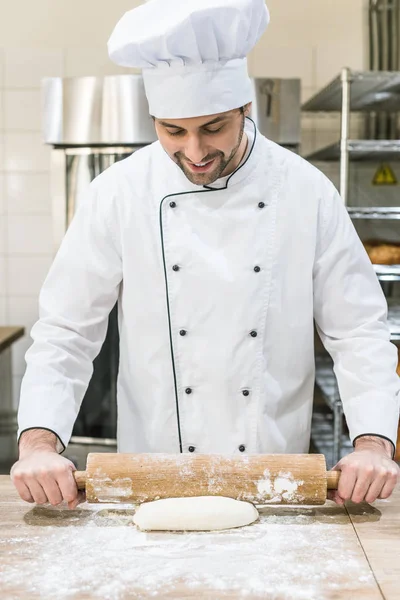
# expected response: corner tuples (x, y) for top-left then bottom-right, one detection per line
(340, 68), (351, 205)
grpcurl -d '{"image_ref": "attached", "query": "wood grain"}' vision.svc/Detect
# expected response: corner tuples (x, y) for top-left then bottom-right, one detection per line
(83, 452), (332, 505)
(1, 476), (397, 599)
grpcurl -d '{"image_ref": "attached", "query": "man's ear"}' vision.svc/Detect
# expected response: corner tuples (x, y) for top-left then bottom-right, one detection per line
(244, 102), (252, 117)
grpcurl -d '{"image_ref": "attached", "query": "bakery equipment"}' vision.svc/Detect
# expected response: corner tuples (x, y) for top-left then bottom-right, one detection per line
(73, 452), (341, 505)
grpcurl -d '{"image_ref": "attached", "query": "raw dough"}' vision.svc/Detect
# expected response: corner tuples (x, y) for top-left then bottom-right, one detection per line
(133, 496), (259, 531)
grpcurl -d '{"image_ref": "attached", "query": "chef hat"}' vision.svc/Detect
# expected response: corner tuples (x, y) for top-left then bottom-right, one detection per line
(108, 0), (270, 119)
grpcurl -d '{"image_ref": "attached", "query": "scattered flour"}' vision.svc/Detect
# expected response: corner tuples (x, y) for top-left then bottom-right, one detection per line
(255, 469), (305, 503)
(0, 502), (376, 599)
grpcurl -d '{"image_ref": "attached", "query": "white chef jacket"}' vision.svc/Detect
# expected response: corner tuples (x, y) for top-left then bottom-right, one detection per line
(17, 118), (400, 456)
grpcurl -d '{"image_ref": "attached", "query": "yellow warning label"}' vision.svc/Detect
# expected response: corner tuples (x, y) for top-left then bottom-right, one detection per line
(372, 164), (397, 185)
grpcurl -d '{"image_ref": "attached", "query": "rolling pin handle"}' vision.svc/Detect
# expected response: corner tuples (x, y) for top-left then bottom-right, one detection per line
(326, 470), (341, 490)
(73, 471), (87, 490)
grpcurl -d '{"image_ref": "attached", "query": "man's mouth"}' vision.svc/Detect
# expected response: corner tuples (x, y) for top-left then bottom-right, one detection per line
(186, 158), (216, 173)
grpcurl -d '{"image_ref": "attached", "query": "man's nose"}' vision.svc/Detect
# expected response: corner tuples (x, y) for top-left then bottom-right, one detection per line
(184, 136), (208, 163)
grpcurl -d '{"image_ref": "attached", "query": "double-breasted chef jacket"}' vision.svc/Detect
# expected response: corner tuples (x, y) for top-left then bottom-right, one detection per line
(17, 118), (400, 456)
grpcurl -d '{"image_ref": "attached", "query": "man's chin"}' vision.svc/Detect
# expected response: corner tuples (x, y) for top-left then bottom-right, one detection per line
(181, 165), (222, 186)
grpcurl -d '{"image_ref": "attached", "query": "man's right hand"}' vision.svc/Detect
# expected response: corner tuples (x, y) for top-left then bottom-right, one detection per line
(10, 429), (85, 510)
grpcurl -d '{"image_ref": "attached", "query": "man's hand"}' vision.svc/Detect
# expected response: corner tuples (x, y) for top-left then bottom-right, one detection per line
(327, 436), (400, 505)
(10, 429), (85, 510)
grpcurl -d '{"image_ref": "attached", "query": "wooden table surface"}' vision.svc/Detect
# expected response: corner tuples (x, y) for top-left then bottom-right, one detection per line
(0, 476), (399, 599)
(0, 327), (25, 354)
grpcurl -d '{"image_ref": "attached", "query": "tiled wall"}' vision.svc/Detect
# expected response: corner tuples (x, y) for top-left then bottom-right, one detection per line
(0, 47), (133, 409)
(0, 0), (380, 410)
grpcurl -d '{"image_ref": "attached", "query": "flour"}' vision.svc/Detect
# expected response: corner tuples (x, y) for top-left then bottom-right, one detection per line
(255, 469), (305, 503)
(0, 502), (375, 599)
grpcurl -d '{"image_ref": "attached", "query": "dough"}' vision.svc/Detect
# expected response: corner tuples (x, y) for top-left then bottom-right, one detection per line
(133, 496), (259, 531)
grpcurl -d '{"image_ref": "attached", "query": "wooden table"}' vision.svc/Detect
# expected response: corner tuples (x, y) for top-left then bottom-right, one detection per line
(0, 476), (399, 599)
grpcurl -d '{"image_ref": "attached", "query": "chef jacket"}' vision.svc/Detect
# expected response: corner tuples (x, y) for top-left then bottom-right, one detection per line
(17, 118), (400, 456)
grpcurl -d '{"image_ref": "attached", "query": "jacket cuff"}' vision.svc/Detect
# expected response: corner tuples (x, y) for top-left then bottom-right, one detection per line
(352, 433), (396, 460)
(17, 427), (66, 455)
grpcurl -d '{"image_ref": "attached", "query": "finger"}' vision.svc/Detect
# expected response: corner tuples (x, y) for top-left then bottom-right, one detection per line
(68, 491), (86, 510)
(327, 490), (345, 505)
(378, 468), (399, 500)
(337, 466), (358, 502)
(350, 466), (374, 503)
(14, 478), (35, 503)
(38, 474), (64, 506)
(25, 478), (49, 505)
(57, 466), (80, 506)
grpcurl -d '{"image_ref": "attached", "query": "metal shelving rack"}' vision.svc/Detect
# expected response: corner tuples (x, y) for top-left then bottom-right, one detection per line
(303, 68), (400, 463)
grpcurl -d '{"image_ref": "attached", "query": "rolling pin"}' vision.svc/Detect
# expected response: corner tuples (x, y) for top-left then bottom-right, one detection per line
(73, 453), (340, 505)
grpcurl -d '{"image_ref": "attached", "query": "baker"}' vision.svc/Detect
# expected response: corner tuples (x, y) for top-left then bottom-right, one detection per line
(11, 0), (400, 510)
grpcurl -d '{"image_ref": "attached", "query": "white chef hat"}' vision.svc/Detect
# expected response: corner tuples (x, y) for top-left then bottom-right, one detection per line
(108, 0), (270, 119)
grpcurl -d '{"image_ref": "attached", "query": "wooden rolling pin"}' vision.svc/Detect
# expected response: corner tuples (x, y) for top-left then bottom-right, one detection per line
(73, 453), (341, 505)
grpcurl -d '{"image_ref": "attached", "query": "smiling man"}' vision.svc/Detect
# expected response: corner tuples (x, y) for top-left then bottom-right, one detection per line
(11, 0), (399, 511)
(155, 106), (250, 185)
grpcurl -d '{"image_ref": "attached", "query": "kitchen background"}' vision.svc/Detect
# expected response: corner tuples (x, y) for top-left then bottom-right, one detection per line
(1, 0), (398, 468)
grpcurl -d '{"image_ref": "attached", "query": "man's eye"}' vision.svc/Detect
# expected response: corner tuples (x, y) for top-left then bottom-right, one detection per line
(167, 129), (185, 136)
(204, 127), (223, 134)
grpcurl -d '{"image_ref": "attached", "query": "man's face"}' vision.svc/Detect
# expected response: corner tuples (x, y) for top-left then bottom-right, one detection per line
(154, 104), (251, 185)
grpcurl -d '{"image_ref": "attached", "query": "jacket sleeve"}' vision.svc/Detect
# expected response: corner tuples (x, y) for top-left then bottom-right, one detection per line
(313, 176), (400, 457)
(17, 175), (123, 452)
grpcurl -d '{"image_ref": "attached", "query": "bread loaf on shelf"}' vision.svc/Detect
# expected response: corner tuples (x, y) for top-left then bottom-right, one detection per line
(363, 239), (400, 265)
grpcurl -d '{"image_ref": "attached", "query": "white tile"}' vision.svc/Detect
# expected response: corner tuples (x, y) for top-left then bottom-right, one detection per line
(0, 212), (6, 254)
(7, 215), (54, 255)
(7, 255), (53, 296)
(0, 133), (4, 171)
(65, 47), (138, 78)
(4, 90), (41, 132)
(0, 90), (3, 129)
(4, 133), (50, 172)
(12, 375), (23, 411)
(8, 296), (39, 330)
(315, 44), (365, 90)
(0, 296), (6, 323)
(249, 45), (315, 88)
(0, 174), (4, 215)
(9, 297), (38, 377)
(6, 173), (51, 215)
(0, 48), (4, 88)
(4, 48), (64, 89)
(0, 255), (6, 298)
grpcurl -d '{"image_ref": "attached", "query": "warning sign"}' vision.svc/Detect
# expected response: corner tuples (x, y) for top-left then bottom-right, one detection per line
(372, 164), (397, 186)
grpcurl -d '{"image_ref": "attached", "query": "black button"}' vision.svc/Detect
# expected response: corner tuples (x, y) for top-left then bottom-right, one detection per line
(180, 330), (187, 336)
(242, 390), (250, 396)
(172, 265), (180, 271)
(185, 387), (192, 394)
(254, 266), (261, 273)
(250, 330), (258, 337)
(188, 446), (195, 453)
(258, 202), (265, 209)
(169, 201), (177, 208)
(239, 445), (246, 452)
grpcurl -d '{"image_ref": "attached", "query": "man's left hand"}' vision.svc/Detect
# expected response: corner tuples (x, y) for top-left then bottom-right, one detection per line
(327, 436), (400, 505)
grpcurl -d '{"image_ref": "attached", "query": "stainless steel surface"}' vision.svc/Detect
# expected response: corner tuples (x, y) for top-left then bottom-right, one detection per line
(373, 263), (400, 280)
(340, 68), (351, 204)
(42, 75), (157, 146)
(369, 0), (400, 72)
(314, 354), (345, 466)
(348, 206), (400, 219)
(387, 298), (400, 339)
(250, 78), (301, 148)
(302, 70), (400, 112)
(305, 139), (400, 161)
